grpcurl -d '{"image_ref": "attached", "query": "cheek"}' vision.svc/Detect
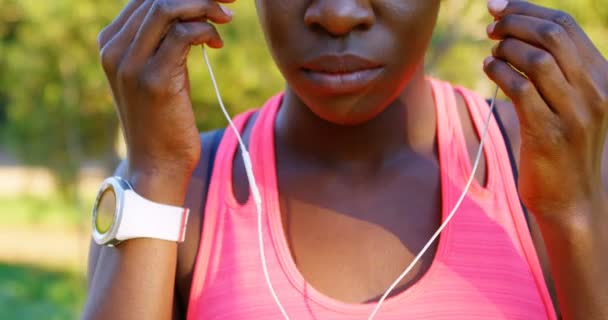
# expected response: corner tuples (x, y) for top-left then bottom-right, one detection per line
(380, 1), (439, 53)
(380, 2), (440, 77)
(255, 0), (302, 61)
(255, 0), (299, 36)
(381, 0), (439, 37)
(379, 0), (437, 17)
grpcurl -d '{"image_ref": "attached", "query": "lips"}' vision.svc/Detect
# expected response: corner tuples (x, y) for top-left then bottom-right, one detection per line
(302, 54), (382, 74)
(301, 54), (384, 94)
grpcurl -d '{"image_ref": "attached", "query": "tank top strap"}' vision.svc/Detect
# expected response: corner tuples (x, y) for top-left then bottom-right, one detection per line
(188, 109), (256, 312)
(454, 85), (502, 193)
(429, 78), (460, 144)
(213, 109), (257, 208)
(454, 86), (500, 156)
(429, 78), (485, 191)
(249, 94), (283, 211)
(453, 86), (520, 212)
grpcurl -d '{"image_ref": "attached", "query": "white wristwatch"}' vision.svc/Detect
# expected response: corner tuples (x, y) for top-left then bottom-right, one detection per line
(91, 176), (190, 246)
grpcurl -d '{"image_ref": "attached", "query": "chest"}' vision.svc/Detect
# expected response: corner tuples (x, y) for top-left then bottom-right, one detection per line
(276, 154), (443, 304)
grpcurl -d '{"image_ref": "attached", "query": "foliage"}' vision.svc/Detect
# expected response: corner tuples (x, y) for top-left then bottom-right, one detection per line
(0, 193), (89, 318)
(429, 0), (608, 93)
(0, 0), (121, 197)
(0, 263), (85, 320)
(0, 0), (606, 195)
(0, 194), (93, 227)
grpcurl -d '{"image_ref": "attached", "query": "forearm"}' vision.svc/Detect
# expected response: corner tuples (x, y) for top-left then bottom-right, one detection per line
(536, 199), (608, 320)
(83, 239), (178, 320)
(83, 173), (190, 320)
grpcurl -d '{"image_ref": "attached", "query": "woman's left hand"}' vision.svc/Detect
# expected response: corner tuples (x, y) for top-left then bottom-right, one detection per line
(483, 0), (608, 219)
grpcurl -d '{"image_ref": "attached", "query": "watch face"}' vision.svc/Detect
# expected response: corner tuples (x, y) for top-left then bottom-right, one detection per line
(95, 188), (116, 234)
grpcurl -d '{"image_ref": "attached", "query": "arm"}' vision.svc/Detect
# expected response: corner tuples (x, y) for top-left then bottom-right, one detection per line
(484, 1), (608, 318)
(83, 164), (188, 320)
(82, 0), (233, 318)
(174, 130), (226, 318)
(86, 131), (221, 320)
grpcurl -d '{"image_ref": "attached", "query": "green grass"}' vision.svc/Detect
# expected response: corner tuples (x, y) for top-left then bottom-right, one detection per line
(0, 194), (90, 318)
(0, 194), (94, 228)
(0, 263), (86, 320)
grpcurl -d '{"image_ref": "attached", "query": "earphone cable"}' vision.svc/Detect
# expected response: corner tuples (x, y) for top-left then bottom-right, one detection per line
(202, 47), (290, 320)
(203, 45), (500, 320)
(366, 85), (499, 320)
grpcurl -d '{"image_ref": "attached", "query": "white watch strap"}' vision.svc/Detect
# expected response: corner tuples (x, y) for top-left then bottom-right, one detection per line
(116, 190), (189, 242)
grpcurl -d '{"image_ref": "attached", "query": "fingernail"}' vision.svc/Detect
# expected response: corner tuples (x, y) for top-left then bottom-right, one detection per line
(488, 0), (508, 13)
(220, 5), (233, 17)
(483, 56), (495, 67)
(487, 21), (497, 35)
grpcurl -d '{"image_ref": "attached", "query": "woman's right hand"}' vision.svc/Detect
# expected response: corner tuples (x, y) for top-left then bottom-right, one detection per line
(98, 0), (233, 187)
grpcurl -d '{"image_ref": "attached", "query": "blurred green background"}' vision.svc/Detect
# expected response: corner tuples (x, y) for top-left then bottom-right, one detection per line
(0, 0), (606, 318)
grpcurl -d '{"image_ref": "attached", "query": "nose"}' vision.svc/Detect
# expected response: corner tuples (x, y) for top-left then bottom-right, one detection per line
(304, 0), (375, 37)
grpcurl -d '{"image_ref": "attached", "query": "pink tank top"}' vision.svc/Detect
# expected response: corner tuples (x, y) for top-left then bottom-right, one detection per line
(187, 79), (556, 319)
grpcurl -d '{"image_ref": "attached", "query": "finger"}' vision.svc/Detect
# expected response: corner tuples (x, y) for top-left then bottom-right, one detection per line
(488, 0), (596, 52)
(98, 0), (147, 49)
(155, 21), (223, 67)
(492, 38), (574, 117)
(151, 22), (222, 90)
(100, 0), (154, 78)
(128, 0), (232, 62)
(487, 14), (581, 82)
(483, 56), (555, 128)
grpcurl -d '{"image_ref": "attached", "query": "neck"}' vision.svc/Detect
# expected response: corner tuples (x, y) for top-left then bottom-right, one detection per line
(275, 69), (437, 172)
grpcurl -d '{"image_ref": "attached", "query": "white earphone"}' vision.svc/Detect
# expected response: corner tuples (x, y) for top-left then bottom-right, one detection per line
(202, 46), (499, 320)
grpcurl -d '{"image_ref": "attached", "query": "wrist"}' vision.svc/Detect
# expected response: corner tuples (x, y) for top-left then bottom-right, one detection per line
(533, 195), (607, 235)
(125, 165), (193, 207)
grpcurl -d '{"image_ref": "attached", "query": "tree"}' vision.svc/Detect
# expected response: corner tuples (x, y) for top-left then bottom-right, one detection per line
(429, 0), (608, 94)
(0, 0), (121, 199)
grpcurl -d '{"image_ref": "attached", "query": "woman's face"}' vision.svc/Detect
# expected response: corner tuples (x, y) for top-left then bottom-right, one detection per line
(255, 0), (441, 125)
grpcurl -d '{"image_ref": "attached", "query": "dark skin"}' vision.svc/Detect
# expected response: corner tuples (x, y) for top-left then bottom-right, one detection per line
(84, 0), (608, 319)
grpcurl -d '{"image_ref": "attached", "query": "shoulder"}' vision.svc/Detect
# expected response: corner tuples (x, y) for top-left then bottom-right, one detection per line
(175, 111), (261, 314)
(174, 128), (227, 312)
(87, 129), (228, 318)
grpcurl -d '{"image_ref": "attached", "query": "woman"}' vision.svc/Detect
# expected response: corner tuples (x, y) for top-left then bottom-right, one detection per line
(83, 0), (608, 319)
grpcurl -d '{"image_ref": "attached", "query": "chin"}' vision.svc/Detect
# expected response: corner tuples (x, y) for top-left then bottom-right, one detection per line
(302, 92), (392, 126)
(284, 65), (415, 126)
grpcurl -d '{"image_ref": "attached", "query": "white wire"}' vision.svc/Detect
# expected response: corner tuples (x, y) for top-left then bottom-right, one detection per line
(202, 47), (291, 320)
(203, 44), (500, 320)
(366, 85), (500, 320)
